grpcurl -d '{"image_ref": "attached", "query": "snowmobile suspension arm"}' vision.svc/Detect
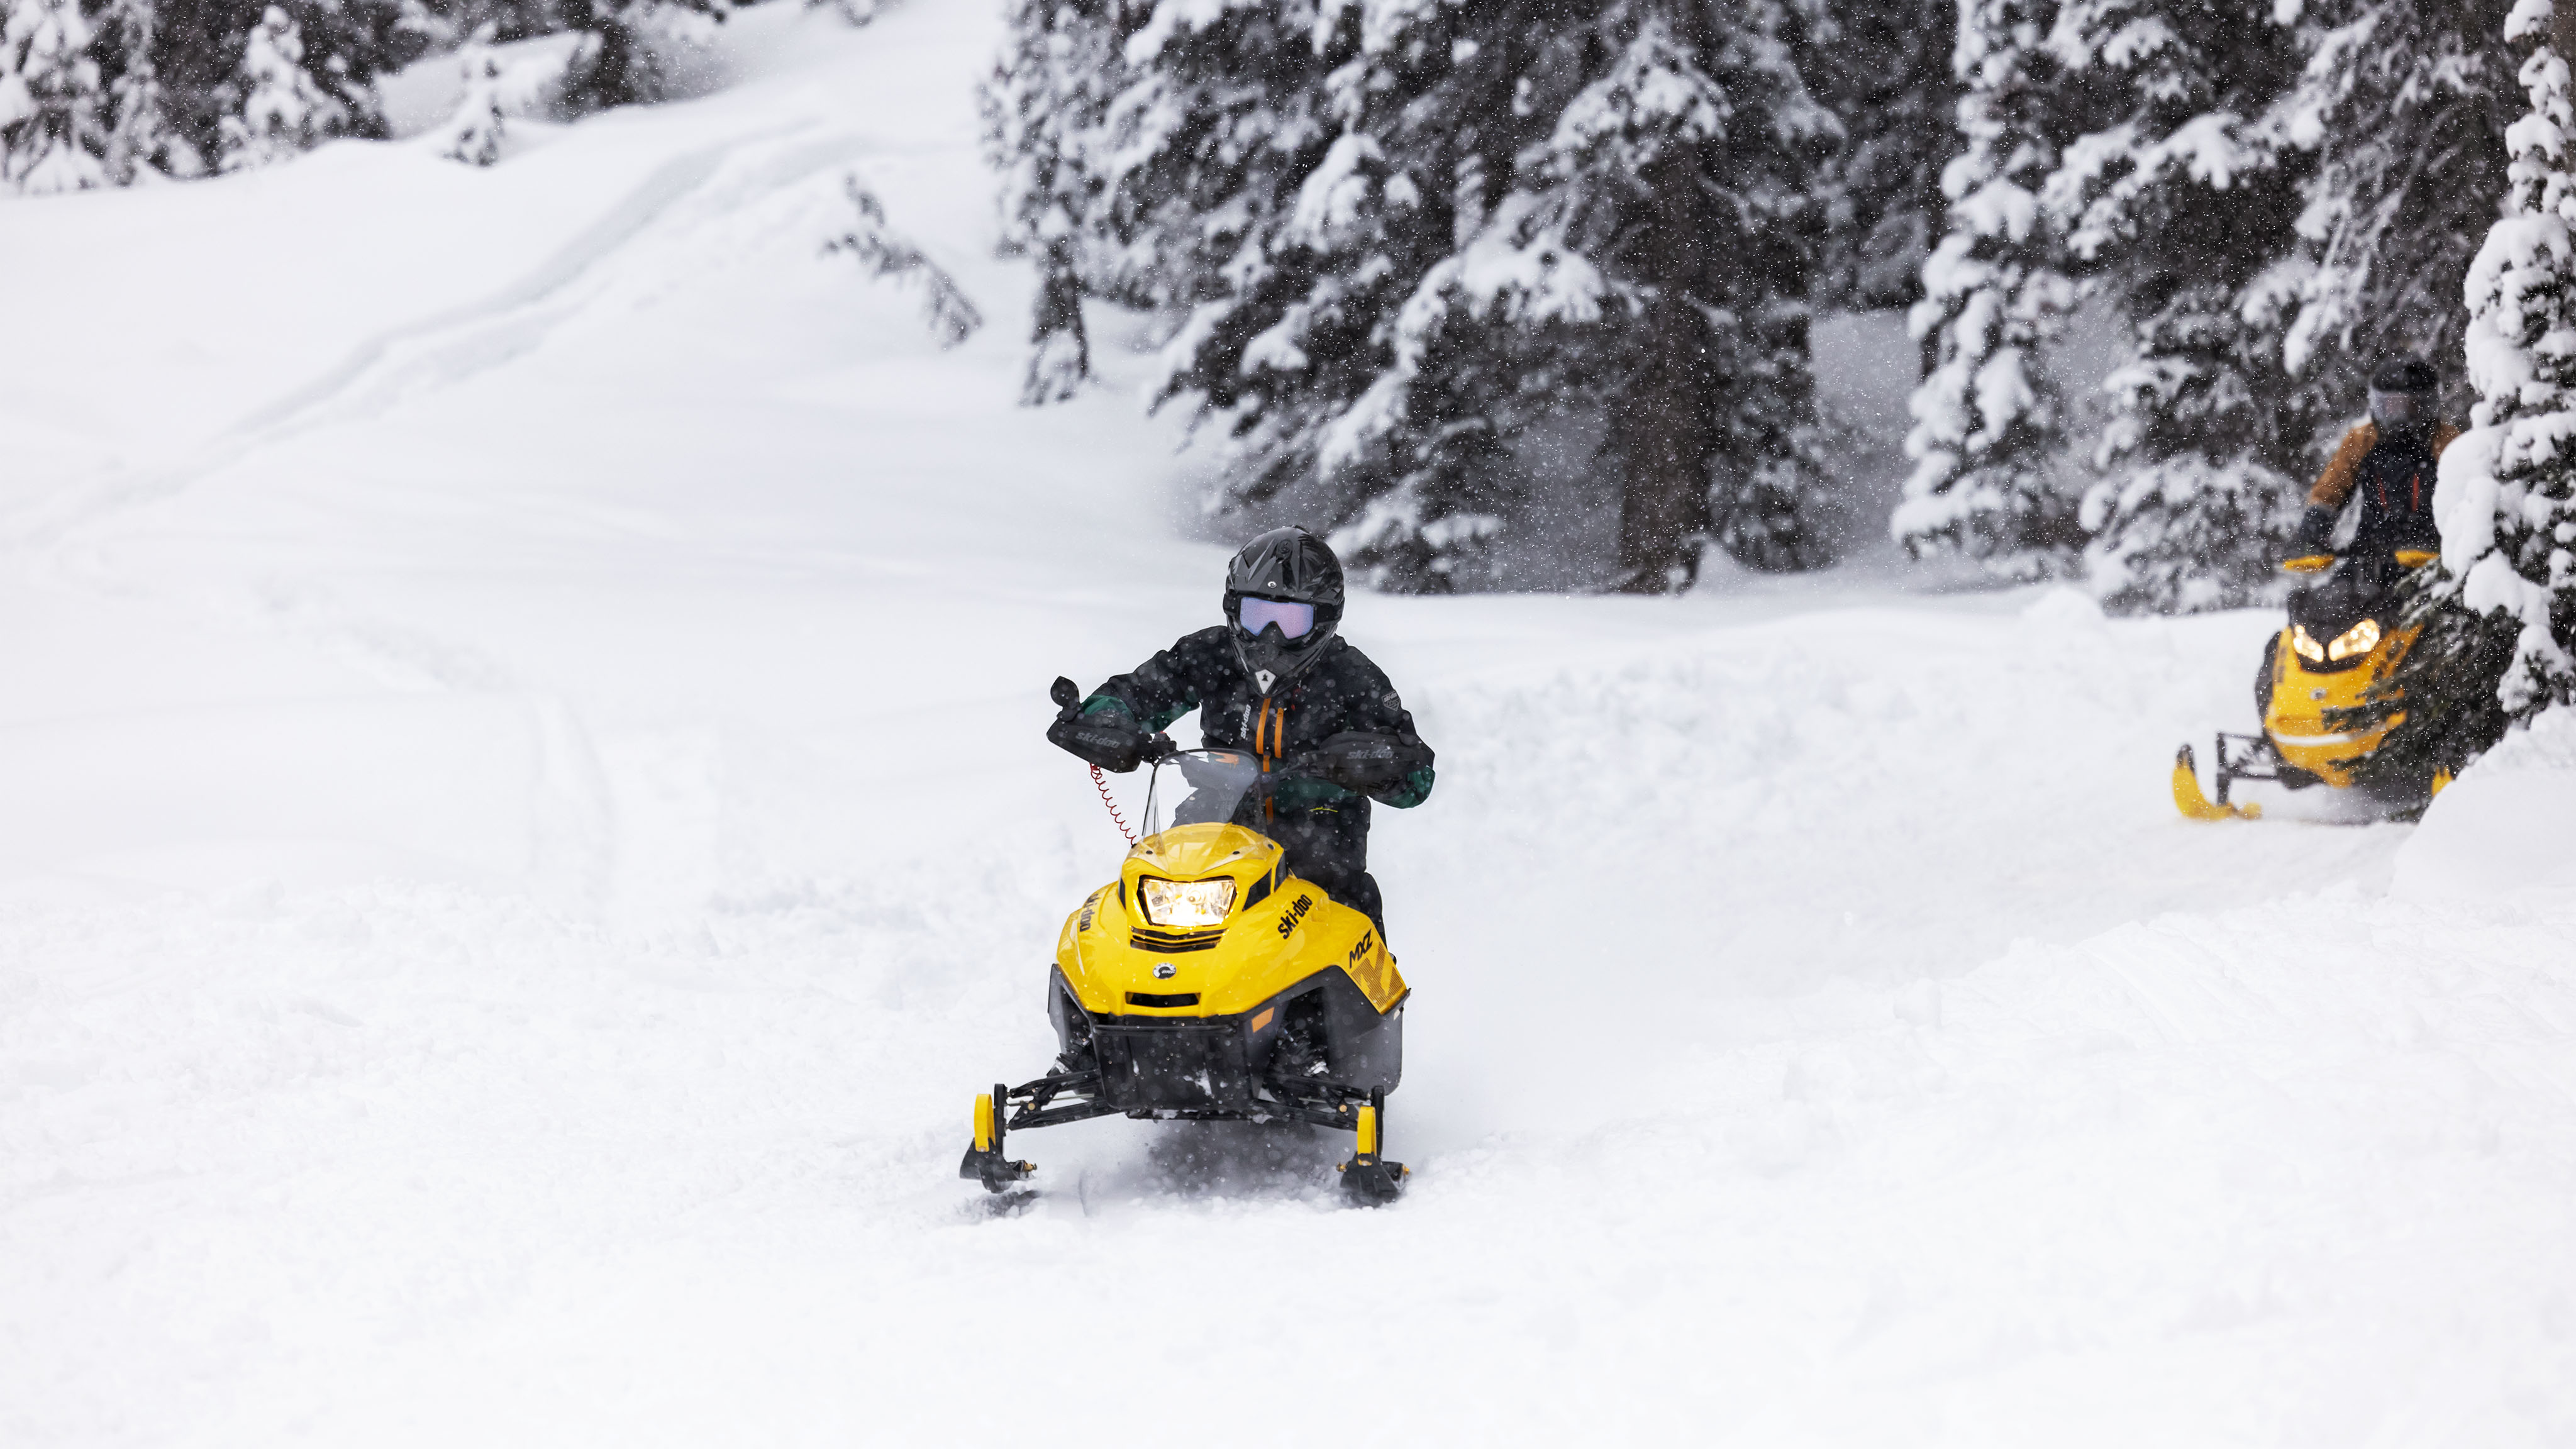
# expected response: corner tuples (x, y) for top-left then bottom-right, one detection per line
(2212, 732), (2279, 804)
(1001, 1068), (1117, 1132)
(997, 1067), (1370, 1133)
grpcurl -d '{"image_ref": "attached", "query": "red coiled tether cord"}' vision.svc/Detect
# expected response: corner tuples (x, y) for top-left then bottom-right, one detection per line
(1091, 764), (1137, 845)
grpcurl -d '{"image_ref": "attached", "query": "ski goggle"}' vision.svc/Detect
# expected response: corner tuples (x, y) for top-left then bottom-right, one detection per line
(2369, 389), (2433, 425)
(1235, 597), (1316, 640)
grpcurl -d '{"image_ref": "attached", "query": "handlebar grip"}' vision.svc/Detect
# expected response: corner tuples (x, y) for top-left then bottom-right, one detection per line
(1049, 716), (1148, 772)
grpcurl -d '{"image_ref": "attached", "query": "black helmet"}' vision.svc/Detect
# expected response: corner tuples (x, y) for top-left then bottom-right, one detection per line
(2368, 357), (2440, 430)
(1223, 526), (1344, 691)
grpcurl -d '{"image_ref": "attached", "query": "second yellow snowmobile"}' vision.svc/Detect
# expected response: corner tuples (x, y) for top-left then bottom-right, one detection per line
(2174, 547), (2445, 820)
(958, 681), (1411, 1204)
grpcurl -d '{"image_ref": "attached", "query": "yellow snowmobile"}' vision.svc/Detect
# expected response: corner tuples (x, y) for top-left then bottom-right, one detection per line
(960, 682), (1411, 1204)
(2173, 547), (2445, 820)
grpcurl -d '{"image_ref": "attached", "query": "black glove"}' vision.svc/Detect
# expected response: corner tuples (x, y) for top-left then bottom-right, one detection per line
(1045, 675), (1158, 773)
(1049, 715), (1154, 772)
(1311, 731), (1430, 793)
(2294, 506), (2336, 552)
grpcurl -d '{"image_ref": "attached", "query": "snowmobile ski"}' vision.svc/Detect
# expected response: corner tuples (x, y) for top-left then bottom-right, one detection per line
(2174, 741), (2261, 821)
(1335, 1091), (1408, 1205)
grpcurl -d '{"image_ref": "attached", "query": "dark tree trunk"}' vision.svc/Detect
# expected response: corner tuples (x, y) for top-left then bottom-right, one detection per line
(1033, 240), (1088, 355)
(563, 9), (638, 113)
(1613, 143), (1721, 592)
(1021, 235), (1091, 403)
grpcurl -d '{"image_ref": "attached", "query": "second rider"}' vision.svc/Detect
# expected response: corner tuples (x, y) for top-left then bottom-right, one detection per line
(2295, 357), (2457, 570)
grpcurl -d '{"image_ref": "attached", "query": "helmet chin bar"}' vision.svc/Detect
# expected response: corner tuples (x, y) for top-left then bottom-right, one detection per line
(1233, 623), (1330, 694)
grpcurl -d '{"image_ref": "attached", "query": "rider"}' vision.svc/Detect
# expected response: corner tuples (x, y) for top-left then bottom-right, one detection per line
(1048, 527), (1435, 938)
(2294, 357), (2459, 569)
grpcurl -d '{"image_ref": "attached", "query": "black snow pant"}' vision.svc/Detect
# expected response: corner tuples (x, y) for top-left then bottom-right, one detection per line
(1270, 803), (1389, 944)
(1304, 860), (1387, 945)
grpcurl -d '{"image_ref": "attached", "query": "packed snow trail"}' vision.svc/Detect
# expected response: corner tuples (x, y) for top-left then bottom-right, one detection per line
(3, 6), (2573, 1445)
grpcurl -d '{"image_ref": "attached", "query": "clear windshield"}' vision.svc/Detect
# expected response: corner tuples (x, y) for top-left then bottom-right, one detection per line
(1142, 748), (1266, 838)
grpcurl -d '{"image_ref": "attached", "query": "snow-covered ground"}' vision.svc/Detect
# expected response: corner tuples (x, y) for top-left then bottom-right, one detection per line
(4, 6), (2573, 1444)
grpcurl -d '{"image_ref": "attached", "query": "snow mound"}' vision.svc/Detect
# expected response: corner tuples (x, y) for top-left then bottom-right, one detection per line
(2396, 706), (2576, 904)
(2019, 582), (2109, 630)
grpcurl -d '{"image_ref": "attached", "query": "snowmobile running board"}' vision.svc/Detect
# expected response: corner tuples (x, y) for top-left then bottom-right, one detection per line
(2173, 738), (2265, 821)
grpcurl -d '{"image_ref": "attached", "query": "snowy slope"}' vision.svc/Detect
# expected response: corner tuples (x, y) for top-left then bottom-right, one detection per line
(4, 5), (2574, 1445)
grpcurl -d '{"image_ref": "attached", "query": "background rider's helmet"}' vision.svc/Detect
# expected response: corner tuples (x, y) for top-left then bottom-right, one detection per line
(2367, 357), (2441, 433)
(1223, 526), (1345, 691)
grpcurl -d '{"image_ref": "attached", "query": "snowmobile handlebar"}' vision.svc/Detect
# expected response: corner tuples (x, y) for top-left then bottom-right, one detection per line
(2279, 546), (2438, 575)
(1047, 715), (1176, 774)
(1046, 677), (1416, 788)
(1046, 675), (1175, 774)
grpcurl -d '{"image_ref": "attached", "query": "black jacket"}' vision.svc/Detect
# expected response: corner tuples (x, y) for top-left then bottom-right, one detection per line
(2304, 421), (2455, 554)
(1092, 627), (1433, 802)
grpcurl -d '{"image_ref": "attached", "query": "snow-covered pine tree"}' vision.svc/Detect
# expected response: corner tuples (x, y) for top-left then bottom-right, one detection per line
(143, 1), (415, 175)
(557, 0), (723, 113)
(1516, 1), (1836, 585)
(1896, 0), (2085, 577)
(121, 6), (235, 175)
(436, 23), (506, 165)
(219, 6), (349, 169)
(1894, 0), (2511, 602)
(1107, 0), (1510, 585)
(2362, 0), (2576, 781)
(2048, 0), (2316, 613)
(1086, 0), (1839, 590)
(979, 0), (1143, 406)
(1289, 5), (1587, 591)
(1813, 0), (1959, 321)
(826, 175), (984, 347)
(2270, 0), (2511, 409)
(94, 0), (170, 181)
(2462, 0), (2576, 699)
(0, 0), (110, 194)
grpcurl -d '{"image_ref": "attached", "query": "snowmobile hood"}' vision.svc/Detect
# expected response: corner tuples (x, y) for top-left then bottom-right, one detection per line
(2264, 617), (2420, 785)
(1055, 823), (1402, 1019)
(1123, 821), (1280, 881)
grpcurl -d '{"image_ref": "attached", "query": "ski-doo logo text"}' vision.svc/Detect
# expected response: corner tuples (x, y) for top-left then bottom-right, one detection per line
(1276, 894), (1314, 938)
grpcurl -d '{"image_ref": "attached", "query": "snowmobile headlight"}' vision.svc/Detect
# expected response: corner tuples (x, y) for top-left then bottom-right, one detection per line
(2326, 618), (2382, 662)
(2290, 625), (2326, 663)
(1138, 876), (1236, 929)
